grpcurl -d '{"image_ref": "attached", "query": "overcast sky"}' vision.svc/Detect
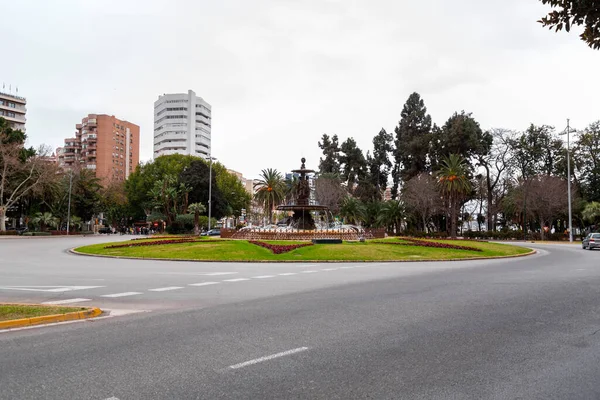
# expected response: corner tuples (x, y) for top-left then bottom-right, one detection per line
(2, 0), (599, 179)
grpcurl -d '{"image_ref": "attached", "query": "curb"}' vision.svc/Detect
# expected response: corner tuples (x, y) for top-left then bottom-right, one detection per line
(0, 306), (102, 330)
(69, 247), (537, 264)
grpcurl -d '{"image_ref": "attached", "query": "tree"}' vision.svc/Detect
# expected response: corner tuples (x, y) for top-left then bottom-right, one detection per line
(538, 0), (600, 49)
(582, 201), (600, 225)
(377, 200), (405, 234)
(253, 168), (285, 224)
(574, 121), (600, 202)
(437, 154), (472, 238)
(339, 138), (367, 188)
(188, 202), (206, 235)
(72, 168), (102, 222)
(402, 173), (440, 233)
(433, 111), (491, 170)
(526, 175), (570, 240)
(318, 134), (341, 174)
(368, 128), (394, 194)
(393, 92), (432, 187)
(477, 129), (515, 230)
(339, 196), (365, 225)
(314, 173), (347, 215)
(0, 118), (57, 231)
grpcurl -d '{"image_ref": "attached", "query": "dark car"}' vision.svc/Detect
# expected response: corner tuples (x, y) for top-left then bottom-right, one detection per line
(15, 226), (28, 235)
(201, 228), (221, 237)
(582, 233), (600, 250)
(98, 227), (113, 234)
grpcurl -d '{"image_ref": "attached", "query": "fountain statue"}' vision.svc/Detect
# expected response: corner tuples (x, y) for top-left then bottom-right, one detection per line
(277, 158), (329, 230)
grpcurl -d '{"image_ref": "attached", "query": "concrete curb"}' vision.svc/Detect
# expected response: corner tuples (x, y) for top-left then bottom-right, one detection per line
(69, 247), (537, 264)
(0, 305), (102, 330)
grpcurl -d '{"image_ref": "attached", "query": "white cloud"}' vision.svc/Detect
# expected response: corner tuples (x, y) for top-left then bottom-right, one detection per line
(2, 0), (598, 178)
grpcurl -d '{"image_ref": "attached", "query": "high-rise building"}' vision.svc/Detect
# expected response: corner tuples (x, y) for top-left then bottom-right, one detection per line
(57, 114), (140, 183)
(0, 91), (26, 132)
(153, 90), (212, 159)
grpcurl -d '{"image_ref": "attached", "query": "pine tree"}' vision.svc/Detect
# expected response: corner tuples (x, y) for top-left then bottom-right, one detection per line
(393, 93), (433, 188)
(368, 128), (393, 195)
(318, 134), (341, 174)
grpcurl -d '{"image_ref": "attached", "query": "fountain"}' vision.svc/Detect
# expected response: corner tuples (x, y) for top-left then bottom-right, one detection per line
(231, 158), (366, 241)
(276, 157), (329, 230)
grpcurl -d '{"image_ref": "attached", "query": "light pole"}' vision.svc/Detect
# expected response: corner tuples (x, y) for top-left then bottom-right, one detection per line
(560, 119), (576, 243)
(66, 169), (73, 235)
(208, 156), (216, 231)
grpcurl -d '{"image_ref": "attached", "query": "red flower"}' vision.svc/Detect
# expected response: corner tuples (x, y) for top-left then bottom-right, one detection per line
(249, 240), (313, 254)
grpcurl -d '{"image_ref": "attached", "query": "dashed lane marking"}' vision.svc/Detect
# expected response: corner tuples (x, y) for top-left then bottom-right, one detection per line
(202, 272), (238, 276)
(223, 278), (250, 282)
(278, 273), (298, 276)
(252, 275), (276, 279)
(189, 282), (220, 286)
(148, 286), (184, 292)
(228, 347), (309, 370)
(101, 292), (143, 298)
(321, 268), (339, 271)
(42, 298), (91, 305)
(301, 270), (318, 274)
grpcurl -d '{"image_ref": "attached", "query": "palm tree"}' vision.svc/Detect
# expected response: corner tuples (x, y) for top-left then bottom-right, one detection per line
(69, 216), (83, 232)
(339, 196), (365, 225)
(188, 202), (206, 235)
(253, 168), (286, 224)
(377, 200), (405, 235)
(437, 154), (471, 238)
(582, 201), (600, 225)
(32, 212), (58, 232)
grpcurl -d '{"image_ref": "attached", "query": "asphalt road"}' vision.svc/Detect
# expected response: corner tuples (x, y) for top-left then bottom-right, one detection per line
(1, 236), (600, 399)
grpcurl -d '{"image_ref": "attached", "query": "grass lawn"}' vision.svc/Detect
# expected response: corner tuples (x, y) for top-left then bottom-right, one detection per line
(75, 238), (532, 262)
(0, 304), (88, 322)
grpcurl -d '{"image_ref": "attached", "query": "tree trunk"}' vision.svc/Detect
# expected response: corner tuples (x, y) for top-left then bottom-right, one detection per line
(422, 215), (427, 234)
(194, 211), (199, 235)
(0, 207), (6, 232)
(486, 168), (494, 231)
(450, 196), (458, 239)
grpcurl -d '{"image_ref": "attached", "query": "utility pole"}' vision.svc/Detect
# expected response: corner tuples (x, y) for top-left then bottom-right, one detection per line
(66, 169), (73, 235)
(561, 119), (574, 243)
(208, 156), (214, 231)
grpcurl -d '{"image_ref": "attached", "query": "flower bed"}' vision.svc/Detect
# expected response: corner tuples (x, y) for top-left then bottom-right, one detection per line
(105, 238), (197, 249)
(130, 236), (195, 241)
(387, 237), (483, 252)
(249, 240), (314, 254)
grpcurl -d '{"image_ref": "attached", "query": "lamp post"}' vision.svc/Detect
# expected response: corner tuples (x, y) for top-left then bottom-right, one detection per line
(560, 119), (576, 243)
(208, 156), (216, 231)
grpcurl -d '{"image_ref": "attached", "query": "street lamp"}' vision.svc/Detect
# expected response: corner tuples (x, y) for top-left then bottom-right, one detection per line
(66, 169), (73, 235)
(208, 156), (217, 231)
(560, 119), (576, 243)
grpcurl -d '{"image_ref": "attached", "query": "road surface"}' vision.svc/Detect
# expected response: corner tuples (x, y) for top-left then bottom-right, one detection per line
(1, 236), (599, 399)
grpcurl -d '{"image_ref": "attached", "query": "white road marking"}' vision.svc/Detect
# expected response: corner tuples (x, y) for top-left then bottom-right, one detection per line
(223, 278), (250, 282)
(202, 272), (238, 276)
(0, 285), (104, 293)
(252, 275), (276, 279)
(321, 268), (339, 271)
(189, 282), (220, 287)
(278, 272), (298, 276)
(301, 270), (318, 274)
(42, 298), (91, 305)
(148, 286), (184, 292)
(101, 292), (143, 298)
(104, 397), (120, 400)
(229, 347), (309, 370)
(340, 266), (355, 269)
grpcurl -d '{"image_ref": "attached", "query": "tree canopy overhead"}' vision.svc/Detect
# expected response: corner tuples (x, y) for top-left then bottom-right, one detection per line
(539, 0), (600, 49)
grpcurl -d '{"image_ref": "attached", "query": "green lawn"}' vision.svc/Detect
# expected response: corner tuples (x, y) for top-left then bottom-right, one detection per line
(75, 238), (531, 262)
(0, 304), (87, 322)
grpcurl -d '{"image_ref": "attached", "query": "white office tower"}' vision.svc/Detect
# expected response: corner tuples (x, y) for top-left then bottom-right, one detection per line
(153, 90), (212, 158)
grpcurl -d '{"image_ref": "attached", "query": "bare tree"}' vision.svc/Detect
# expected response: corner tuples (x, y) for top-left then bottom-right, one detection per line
(526, 175), (570, 240)
(402, 173), (440, 233)
(0, 144), (57, 231)
(477, 128), (515, 231)
(314, 174), (348, 216)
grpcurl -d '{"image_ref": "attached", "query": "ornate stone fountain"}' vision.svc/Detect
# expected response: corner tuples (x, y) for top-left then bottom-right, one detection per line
(276, 157), (329, 230)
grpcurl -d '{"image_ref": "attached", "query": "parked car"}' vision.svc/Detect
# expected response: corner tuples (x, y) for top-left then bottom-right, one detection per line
(15, 226), (28, 235)
(201, 228), (221, 237)
(582, 232), (600, 250)
(98, 226), (113, 234)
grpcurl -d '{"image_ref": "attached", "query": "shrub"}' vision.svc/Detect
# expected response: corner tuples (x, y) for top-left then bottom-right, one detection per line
(391, 237), (483, 252)
(0, 230), (17, 236)
(175, 214), (195, 232)
(105, 238), (197, 249)
(22, 232), (52, 236)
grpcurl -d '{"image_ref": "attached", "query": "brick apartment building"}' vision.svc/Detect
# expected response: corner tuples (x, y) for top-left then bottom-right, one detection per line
(57, 114), (140, 183)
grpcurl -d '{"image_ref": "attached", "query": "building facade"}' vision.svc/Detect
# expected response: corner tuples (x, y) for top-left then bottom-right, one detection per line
(153, 90), (212, 159)
(0, 91), (26, 132)
(57, 114), (140, 183)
